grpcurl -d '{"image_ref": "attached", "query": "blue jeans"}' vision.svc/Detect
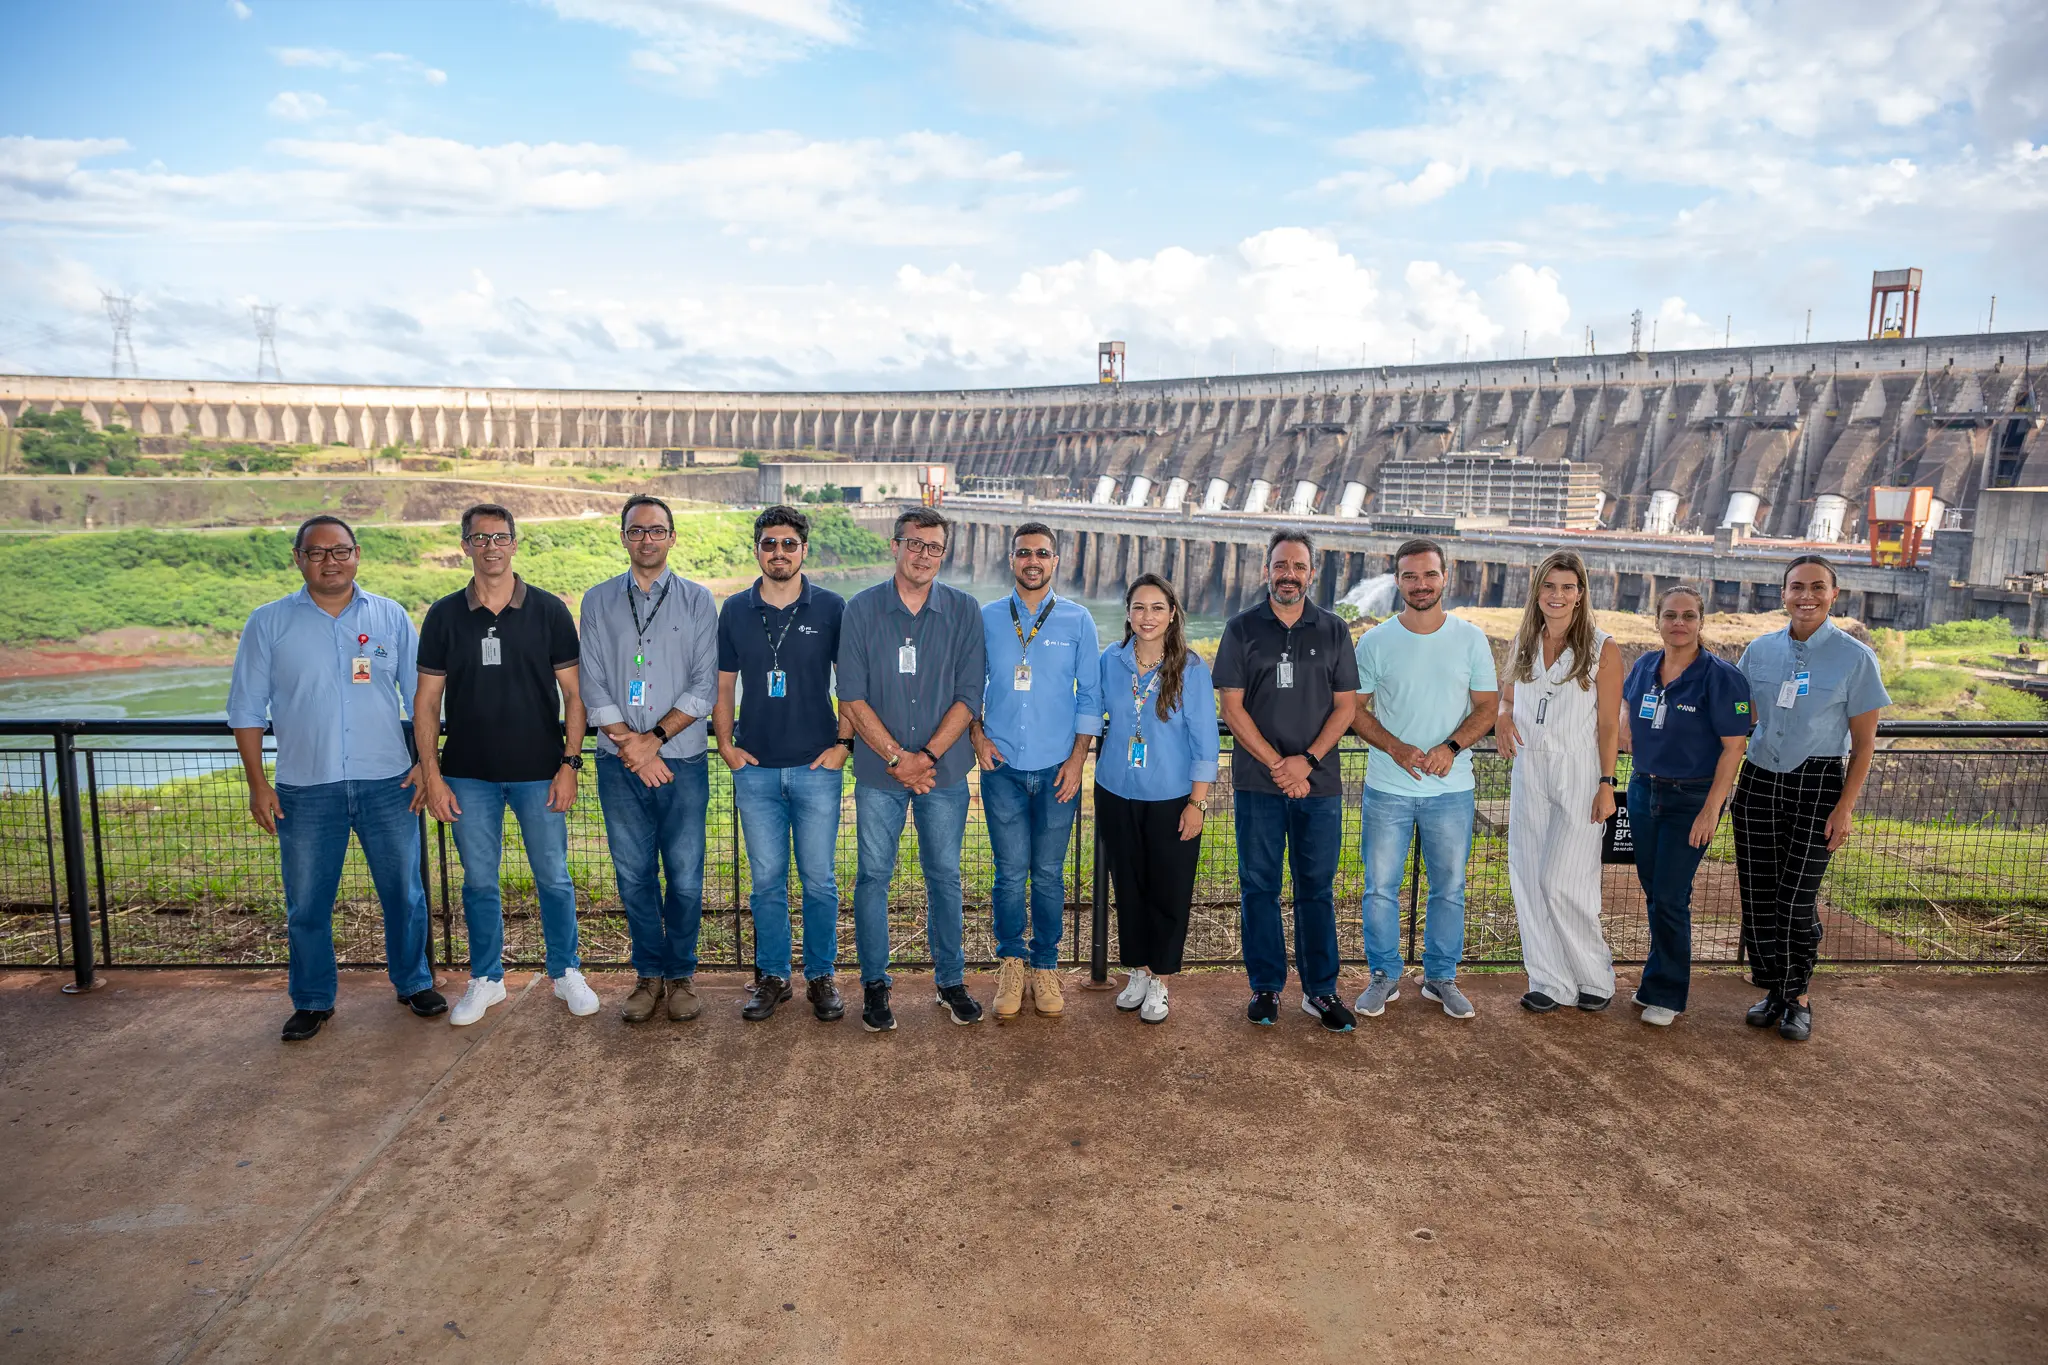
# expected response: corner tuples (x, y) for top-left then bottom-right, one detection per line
(1629, 774), (1712, 1011)
(595, 753), (709, 980)
(1362, 786), (1476, 981)
(275, 775), (433, 1012)
(982, 762), (1077, 969)
(445, 776), (580, 981)
(733, 761), (844, 981)
(853, 780), (969, 989)
(1235, 790), (1342, 997)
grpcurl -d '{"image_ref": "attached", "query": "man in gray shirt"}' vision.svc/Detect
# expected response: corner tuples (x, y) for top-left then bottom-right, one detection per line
(581, 494), (720, 1025)
(839, 506), (987, 1032)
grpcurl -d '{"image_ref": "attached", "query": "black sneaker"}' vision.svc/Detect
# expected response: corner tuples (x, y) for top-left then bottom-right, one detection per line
(861, 981), (896, 1033)
(742, 974), (792, 1022)
(1247, 991), (1280, 1026)
(1521, 991), (1560, 1013)
(1777, 1000), (1812, 1042)
(1746, 992), (1786, 1028)
(401, 988), (447, 1018)
(1301, 993), (1356, 1032)
(281, 1008), (333, 1042)
(807, 974), (845, 1022)
(1575, 991), (1611, 1012)
(935, 983), (983, 1025)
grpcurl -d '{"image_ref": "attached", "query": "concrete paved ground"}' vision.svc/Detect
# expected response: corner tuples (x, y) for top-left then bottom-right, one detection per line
(2, 967), (2044, 1364)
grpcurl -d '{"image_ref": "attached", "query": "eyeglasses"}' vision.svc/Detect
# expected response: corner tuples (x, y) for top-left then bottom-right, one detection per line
(1012, 547), (1055, 561)
(758, 536), (804, 553)
(624, 525), (673, 543)
(895, 536), (947, 559)
(299, 545), (359, 564)
(464, 532), (515, 548)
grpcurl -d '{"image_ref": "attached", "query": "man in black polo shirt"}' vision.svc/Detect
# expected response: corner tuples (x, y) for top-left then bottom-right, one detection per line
(714, 505), (853, 1023)
(414, 503), (599, 1027)
(1214, 529), (1359, 1031)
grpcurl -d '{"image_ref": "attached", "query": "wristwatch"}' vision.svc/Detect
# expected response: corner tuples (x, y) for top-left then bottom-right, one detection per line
(650, 722), (669, 743)
(1192, 799), (1209, 813)
(1303, 750), (1323, 770)
(1445, 738), (1463, 755)
(839, 737), (856, 752)
(561, 753), (585, 771)
(1599, 775), (1617, 787)
(885, 750), (902, 768)
(919, 746), (939, 765)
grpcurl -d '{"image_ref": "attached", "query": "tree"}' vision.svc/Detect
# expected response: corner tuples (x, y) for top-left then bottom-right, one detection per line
(16, 408), (140, 475)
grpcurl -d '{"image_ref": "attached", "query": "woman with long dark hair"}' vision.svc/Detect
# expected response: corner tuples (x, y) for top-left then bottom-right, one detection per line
(1495, 550), (1623, 1013)
(1097, 573), (1219, 1024)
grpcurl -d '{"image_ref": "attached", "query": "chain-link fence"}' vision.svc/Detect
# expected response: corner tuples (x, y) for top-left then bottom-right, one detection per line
(3, 721), (2045, 980)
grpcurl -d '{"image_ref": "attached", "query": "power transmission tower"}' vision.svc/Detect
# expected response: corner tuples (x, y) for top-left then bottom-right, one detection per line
(252, 304), (282, 381)
(103, 291), (139, 378)
(1630, 308), (1643, 353)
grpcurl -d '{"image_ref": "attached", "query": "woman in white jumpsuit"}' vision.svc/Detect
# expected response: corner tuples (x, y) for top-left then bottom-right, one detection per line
(1496, 551), (1623, 1012)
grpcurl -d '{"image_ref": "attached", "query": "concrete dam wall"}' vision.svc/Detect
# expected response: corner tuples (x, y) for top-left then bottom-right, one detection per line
(4, 330), (2042, 543)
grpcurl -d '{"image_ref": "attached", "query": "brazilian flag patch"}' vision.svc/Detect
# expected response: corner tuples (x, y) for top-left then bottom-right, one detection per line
(1733, 701), (1751, 715)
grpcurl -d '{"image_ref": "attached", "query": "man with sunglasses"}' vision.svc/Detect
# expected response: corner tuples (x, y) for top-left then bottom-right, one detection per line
(838, 506), (987, 1031)
(229, 515), (442, 1043)
(416, 503), (598, 1027)
(970, 522), (1100, 1021)
(580, 493), (721, 1024)
(714, 506), (854, 1023)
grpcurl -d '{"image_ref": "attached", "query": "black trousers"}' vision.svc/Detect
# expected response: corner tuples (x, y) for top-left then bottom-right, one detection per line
(1096, 785), (1201, 975)
(1732, 757), (1844, 998)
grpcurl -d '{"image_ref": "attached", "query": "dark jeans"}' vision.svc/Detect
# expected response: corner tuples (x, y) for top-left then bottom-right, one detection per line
(1628, 773), (1713, 1011)
(596, 753), (710, 980)
(1234, 790), (1342, 997)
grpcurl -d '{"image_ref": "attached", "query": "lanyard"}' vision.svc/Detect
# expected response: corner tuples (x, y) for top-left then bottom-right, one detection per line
(758, 595), (801, 672)
(628, 576), (671, 642)
(1130, 658), (1163, 740)
(1010, 593), (1056, 651)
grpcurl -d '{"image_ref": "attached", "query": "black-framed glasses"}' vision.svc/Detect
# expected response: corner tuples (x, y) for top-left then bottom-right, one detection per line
(1012, 547), (1056, 561)
(894, 536), (947, 559)
(624, 526), (673, 542)
(299, 544), (359, 564)
(758, 536), (804, 552)
(464, 532), (515, 548)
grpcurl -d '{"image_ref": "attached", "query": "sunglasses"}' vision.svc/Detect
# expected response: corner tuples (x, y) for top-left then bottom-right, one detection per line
(758, 536), (804, 552)
(1012, 547), (1056, 561)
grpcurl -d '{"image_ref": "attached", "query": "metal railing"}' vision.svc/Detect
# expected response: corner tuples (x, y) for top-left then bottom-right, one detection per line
(3, 719), (2046, 990)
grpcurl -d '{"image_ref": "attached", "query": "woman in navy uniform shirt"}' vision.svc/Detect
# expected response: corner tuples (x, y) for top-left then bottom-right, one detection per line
(1097, 574), (1220, 1024)
(1619, 585), (1750, 1028)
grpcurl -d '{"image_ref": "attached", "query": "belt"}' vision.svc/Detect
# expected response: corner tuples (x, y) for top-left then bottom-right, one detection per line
(1636, 772), (1713, 788)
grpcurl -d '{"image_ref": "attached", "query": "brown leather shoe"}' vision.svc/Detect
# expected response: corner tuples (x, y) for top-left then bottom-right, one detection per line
(1030, 968), (1066, 1018)
(621, 977), (665, 1023)
(993, 957), (1027, 1020)
(666, 976), (701, 1021)
(807, 973), (845, 1022)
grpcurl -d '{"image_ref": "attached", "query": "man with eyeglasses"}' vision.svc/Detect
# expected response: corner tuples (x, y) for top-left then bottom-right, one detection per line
(713, 505), (854, 1023)
(580, 493), (720, 1024)
(969, 521), (1100, 1021)
(230, 515), (442, 1042)
(415, 503), (599, 1027)
(838, 506), (987, 1031)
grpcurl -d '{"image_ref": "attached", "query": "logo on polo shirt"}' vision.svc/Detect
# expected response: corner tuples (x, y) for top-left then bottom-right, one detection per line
(373, 644), (390, 658)
(1734, 701), (1751, 715)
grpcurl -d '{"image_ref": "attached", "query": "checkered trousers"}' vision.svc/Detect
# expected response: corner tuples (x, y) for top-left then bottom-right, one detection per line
(1732, 757), (1845, 998)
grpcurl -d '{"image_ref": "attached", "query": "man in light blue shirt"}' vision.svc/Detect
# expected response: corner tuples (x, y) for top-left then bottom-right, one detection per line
(1349, 538), (1500, 1020)
(227, 515), (439, 1043)
(970, 522), (1103, 1020)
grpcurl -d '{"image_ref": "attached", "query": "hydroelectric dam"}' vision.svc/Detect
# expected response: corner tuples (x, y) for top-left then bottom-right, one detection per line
(4, 328), (2044, 631)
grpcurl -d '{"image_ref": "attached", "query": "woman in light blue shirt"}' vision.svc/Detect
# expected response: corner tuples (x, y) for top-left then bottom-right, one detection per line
(1097, 573), (1220, 1024)
(1733, 554), (1890, 1043)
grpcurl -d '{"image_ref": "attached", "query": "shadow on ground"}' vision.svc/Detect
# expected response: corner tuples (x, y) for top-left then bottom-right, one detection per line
(2, 967), (2044, 1364)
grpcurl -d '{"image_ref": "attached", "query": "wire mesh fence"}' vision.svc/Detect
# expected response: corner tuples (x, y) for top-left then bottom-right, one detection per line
(3, 723), (2045, 974)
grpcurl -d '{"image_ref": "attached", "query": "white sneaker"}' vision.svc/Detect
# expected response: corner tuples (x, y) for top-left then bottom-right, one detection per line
(1139, 975), (1169, 1024)
(449, 976), (506, 1026)
(1115, 967), (1151, 1011)
(553, 968), (600, 1017)
(1641, 1005), (1679, 1027)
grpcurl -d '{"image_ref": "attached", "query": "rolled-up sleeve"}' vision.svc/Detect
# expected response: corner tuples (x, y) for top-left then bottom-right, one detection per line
(1071, 611), (1103, 736)
(1184, 661), (1221, 783)
(677, 587), (718, 721)
(226, 606), (273, 730)
(581, 587), (623, 729)
(951, 598), (984, 716)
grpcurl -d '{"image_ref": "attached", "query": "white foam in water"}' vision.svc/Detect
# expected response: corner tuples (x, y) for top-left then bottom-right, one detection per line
(1339, 573), (1399, 618)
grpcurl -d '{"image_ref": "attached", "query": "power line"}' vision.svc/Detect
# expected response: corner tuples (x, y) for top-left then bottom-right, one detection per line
(252, 304), (282, 382)
(102, 291), (138, 378)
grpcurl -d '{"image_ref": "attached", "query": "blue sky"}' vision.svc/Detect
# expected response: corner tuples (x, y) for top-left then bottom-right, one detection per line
(2, 0), (2043, 390)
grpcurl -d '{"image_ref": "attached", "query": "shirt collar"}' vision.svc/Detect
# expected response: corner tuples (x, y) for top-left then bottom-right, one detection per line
(1255, 595), (1319, 630)
(465, 574), (528, 611)
(290, 582), (362, 614)
(748, 574), (810, 610)
(1010, 587), (1057, 618)
(629, 567), (676, 599)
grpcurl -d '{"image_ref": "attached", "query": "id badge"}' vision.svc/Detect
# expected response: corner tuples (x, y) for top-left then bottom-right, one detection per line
(1652, 700), (1668, 731)
(1534, 694), (1550, 725)
(1638, 691), (1659, 720)
(351, 656), (372, 684)
(1777, 679), (1798, 709)
(898, 644), (917, 675)
(767, 669), (787, 699)
(1127, 738), (1147, 769)
(1793, 670), (1811, 697)
(481, 632), (502, 667)
(628, 679), (647, 708)
(1013, 663), (1032, 691)
(1276, 658), (1295, 690)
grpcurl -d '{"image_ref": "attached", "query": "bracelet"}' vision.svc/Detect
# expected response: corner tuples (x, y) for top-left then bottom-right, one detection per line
(919, 746), (939, 765)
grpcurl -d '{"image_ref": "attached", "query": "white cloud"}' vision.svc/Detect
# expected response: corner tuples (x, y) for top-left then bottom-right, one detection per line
(545, 0), (857, 89)
(274, 47), (357, 70)
(227, 1), (252, 19)
(266, 91), (330, 121)
(272, 46), (446, 85)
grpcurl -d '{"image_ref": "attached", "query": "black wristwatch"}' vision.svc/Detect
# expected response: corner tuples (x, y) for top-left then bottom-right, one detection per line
(1599, 775), (1617, 787)
(650, 722), (669, 743)
(1303, 750), (1322, 770)
(1445, 738), (1463, 755)
(839, 737), (856, 752)
(561, 753), (585, 771)
(919, 746), (939, 765)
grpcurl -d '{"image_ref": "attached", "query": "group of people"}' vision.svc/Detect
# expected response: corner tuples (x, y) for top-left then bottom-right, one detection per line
(229, 499), (1888, 1046)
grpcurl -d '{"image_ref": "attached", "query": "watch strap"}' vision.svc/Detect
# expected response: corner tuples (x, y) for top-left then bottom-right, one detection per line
(650, 722), (669, 744)
(919, 746), (939, 765)
(1445, 738), (1462, 755)
(839, 737), (856, 752)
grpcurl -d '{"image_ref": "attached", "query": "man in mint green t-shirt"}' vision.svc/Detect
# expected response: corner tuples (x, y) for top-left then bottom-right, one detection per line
(1349, 539), (1499, 1021)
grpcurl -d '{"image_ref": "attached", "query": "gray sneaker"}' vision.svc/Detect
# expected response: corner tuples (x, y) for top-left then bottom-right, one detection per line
(1422, 978), (1475, 1019)
(1354, 970), (1402, 1018)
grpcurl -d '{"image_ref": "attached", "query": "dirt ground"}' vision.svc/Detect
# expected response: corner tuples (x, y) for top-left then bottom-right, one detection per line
(2, 967), (2044, 1365)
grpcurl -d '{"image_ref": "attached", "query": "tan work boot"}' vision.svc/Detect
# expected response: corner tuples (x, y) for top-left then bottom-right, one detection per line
(666, 976), (701, 1021)
(993, 958), (1028, 1020)
(621, 977), (665, 1023)
(1030, 968), (1065, 1018)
